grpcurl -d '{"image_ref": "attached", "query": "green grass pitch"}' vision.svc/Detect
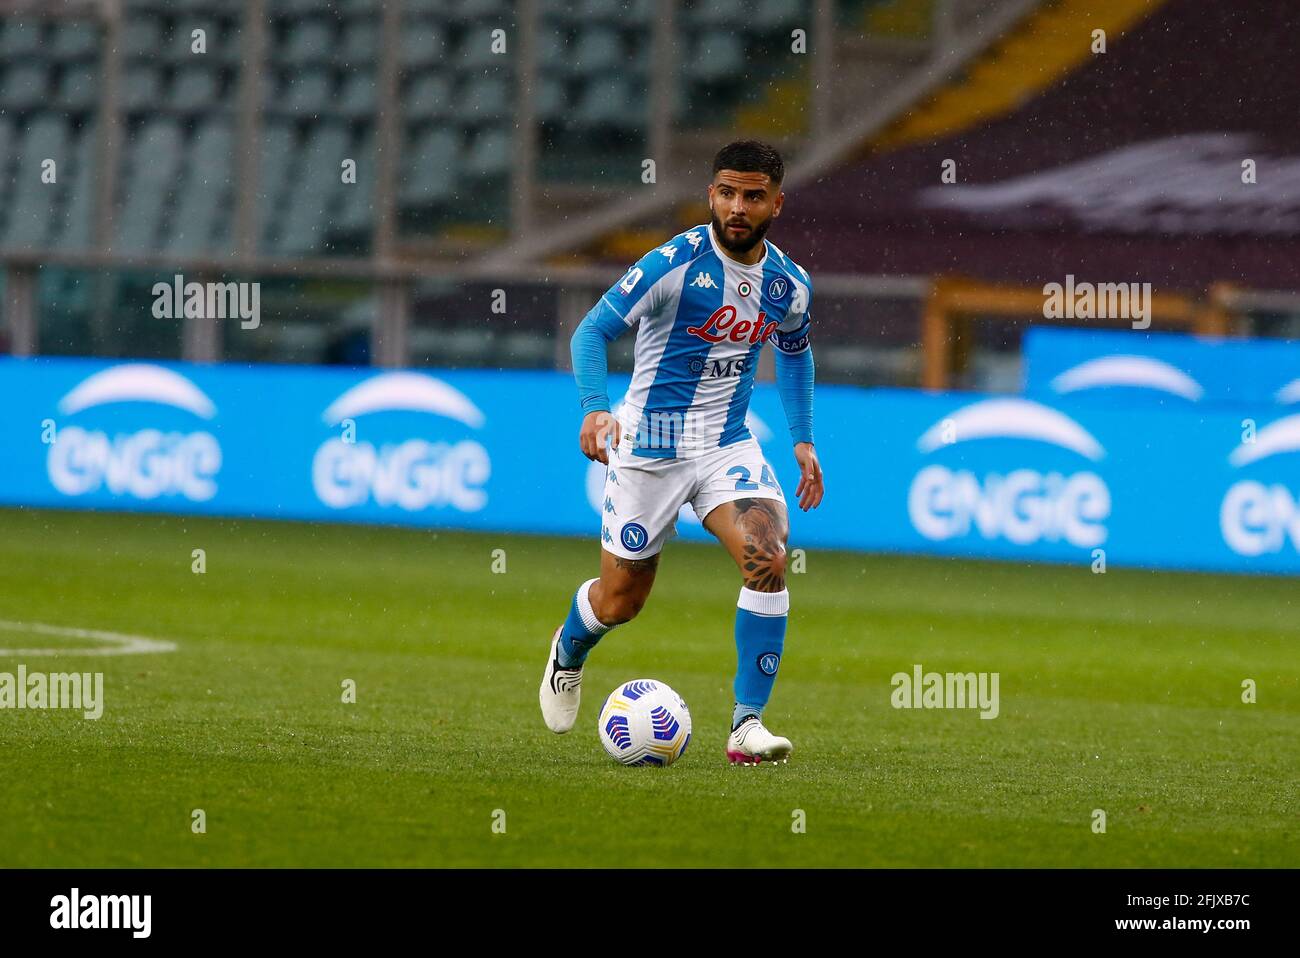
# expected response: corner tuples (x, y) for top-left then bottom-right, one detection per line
(0, 506), (1295, 867)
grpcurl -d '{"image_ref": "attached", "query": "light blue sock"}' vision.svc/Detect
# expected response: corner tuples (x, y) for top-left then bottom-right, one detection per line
(732, 587), (789, 730)
(557, 578), (611, 668)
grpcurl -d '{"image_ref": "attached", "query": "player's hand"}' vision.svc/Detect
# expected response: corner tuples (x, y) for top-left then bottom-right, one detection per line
(579, 410), (620, 465)
(793, 442), (824, 511)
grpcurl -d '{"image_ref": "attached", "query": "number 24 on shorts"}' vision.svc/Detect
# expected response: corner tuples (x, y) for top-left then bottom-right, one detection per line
(728, 465), (779, 491)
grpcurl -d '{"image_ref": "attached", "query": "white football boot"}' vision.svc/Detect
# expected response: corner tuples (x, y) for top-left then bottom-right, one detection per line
(539, 626), (582, 733)
(726, 716), (793, 766)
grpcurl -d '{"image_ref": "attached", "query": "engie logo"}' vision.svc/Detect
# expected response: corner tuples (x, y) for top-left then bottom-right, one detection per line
(47, 364), (221, 501)
(907, 399), (1110, 548)
(1049, 355), (1204, 401)
(312, 372), (490, 512)
(1221, 414), (1300, 556)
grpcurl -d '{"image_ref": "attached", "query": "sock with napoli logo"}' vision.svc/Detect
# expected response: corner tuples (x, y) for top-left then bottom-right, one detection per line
(731, 586), (788, 729)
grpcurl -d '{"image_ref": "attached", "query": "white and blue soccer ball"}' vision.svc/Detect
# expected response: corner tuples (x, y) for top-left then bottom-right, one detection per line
(597, 679), (692, 767)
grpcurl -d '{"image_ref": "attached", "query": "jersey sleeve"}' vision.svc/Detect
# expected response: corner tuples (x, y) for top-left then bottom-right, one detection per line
(597, 239), (687, 331)
(774, 268), (812, 355)
(571, 238), (688, 414)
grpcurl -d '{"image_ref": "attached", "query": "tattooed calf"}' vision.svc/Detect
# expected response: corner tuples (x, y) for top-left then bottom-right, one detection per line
(732, 498), (789, 592)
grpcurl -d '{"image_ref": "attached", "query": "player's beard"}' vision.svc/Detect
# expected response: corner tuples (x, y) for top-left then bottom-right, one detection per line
(710, 206), (772, 255)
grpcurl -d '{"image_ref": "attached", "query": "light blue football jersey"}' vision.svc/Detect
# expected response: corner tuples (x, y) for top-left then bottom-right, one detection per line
(597, 223), (813, 458)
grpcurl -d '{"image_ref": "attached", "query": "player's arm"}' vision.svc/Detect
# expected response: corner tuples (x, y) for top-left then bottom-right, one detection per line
(571, 250), (673, 464)
(571, 299), (626, 464)
(772, 283), (823, 511)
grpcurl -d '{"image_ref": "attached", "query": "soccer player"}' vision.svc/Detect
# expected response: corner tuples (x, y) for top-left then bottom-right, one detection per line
(539, 140), (824, 765)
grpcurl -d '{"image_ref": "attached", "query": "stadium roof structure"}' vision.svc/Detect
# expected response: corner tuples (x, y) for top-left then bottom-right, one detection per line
(783, 0), (1300, 292)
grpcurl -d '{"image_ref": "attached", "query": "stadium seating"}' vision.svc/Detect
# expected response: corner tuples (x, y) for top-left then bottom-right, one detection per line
(169, 119), (232, 255)
(0, 0), (822, 259)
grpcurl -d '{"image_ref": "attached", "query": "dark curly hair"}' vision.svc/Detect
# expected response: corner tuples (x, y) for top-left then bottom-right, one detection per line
(711, 140), (785, 185)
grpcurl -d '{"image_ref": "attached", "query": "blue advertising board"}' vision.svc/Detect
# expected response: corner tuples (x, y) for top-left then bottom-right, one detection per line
(1, 356), (1298, 575)
(1023, 326), (1300, 407)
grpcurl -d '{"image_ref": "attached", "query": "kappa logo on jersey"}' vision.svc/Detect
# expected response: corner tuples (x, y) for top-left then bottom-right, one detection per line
(620, 521), (649, 552)
(685, 230), (703, 250)
(768, 277), (788, 300)
(687, 304), (779, 345)
(689, 272), (717, 289)
(658, 244), (677, 263)
(619, 267), (643, 294)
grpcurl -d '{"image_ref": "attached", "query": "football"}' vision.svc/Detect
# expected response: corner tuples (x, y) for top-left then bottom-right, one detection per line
(597, 679), (692, 767)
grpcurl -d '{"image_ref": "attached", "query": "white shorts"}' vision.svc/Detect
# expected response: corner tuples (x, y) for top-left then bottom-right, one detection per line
(598, 435), (786, 559)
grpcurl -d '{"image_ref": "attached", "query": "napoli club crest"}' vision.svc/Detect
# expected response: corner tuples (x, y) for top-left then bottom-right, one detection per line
(768, 277), (788, 300)
(620, 522), (649, 552)
(757, 652), (781, 675)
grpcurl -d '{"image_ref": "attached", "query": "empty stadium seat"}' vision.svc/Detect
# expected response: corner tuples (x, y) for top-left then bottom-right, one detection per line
(463, 126), (510, 179)
(168, 119), (232, 255)
(571, 28), (623, 75)
(122, 18), (162, 59)
(574, 0), (655, 24)
(536, 27), (569, 71)
(688, 0), (743, 29)
(338, 73), (378, 120)
(274, 0), (327, 15)
(690, 34), (746, 82)
(58, 65), (99, 112)
(458, 27), (509, 72)
(576, 77), (644, 131)
(116, 120), (184, 252)
(279, 69), (334, 117)
(401, 19), (447, 69)
(170, 67), (222, 111)
(2, 66), (48, 112)
(340, 22), (378, 66)
(536, 76), (568, 123)
(335, 131), (376, 235)
(167, 19), (227, 62)
(406, 72), (452, 121)
(256, 122), (296, 250)
(276, 122), (350, 254)
(0, 21), (44, 59)
(5, 117), (70, 249)
(341, 0), (379, 12)
(51, 21), (99, 63)
(0, 117), (15, 237)
(122, 66), (163, 112)
(455, 0), (510, 21)
(59, 123), (98, 251)
(459, 77), (510, 124)
(400, 127), (459, 204)
(754, 0), (807, 32)
(283, 19), (335, 65)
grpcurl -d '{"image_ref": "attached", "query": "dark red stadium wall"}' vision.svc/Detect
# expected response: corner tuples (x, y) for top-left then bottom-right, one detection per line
(786, 0), (1300, 292)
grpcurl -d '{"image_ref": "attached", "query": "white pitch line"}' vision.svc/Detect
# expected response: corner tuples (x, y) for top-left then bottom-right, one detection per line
(0, 620), (178, 657)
